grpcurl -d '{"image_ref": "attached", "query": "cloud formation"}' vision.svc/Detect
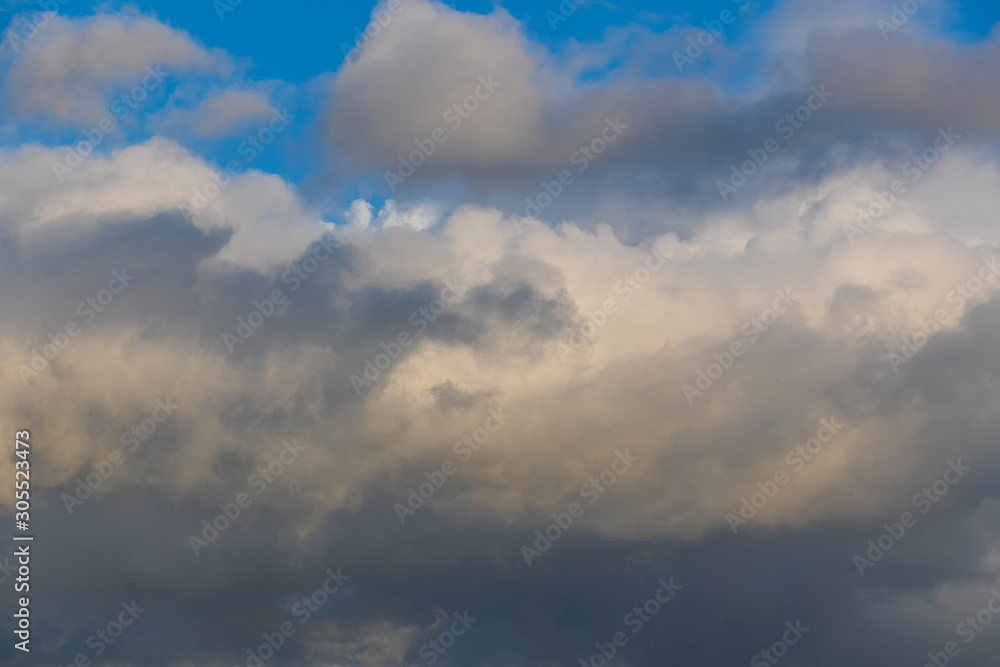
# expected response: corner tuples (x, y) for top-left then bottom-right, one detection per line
(2, 0), (1000, 665)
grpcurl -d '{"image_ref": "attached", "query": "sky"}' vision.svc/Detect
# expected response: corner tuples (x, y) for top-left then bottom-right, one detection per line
(1, 0), (1000, 666)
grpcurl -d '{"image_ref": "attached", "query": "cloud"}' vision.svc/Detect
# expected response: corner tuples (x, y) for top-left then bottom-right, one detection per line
(318, 0), (1000, 240)
(0, 10), (231, 125)
(4, 145), (1000, 540)
(792, 26), (1000, 136)
(4, 1), (1000, 665)
(0, 138), (331, 271)
(150, 85), (282, 139)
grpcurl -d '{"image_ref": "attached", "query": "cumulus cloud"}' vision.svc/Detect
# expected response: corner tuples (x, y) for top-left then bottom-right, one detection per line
(319, 0), (1000, 238)
(5, 160), (1000, 662)
(5, 147), (1000, 532)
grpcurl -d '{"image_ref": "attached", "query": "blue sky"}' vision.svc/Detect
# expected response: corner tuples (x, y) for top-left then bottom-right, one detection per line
(5, 0), (783, 81)
(4, 0), (998, 83)
(2, 0), (999, 222)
